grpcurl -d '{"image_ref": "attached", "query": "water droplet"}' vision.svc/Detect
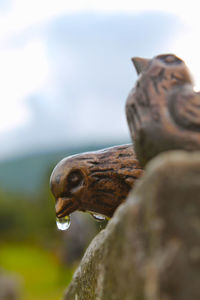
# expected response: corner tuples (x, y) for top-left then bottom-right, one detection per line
(90, 213), (106, 222)
(56, 215), (71, 230)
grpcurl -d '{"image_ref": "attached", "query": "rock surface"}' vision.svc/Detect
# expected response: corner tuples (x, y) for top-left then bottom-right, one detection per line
(64, 151), (200, 300)
(0, 273), (22, 300)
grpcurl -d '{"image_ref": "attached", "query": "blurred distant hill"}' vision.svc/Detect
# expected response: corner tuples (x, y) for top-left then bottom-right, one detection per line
(0, 141), (130, 196)
(0, 11), (183, 196)
(0, 12), (183, 160)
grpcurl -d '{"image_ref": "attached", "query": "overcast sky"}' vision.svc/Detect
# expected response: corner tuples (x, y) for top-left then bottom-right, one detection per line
(0, 0), (199, 159)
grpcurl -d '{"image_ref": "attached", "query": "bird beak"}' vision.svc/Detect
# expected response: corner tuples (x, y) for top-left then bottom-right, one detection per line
(132, 57), (150, 74)
(56, 197), (79, 218)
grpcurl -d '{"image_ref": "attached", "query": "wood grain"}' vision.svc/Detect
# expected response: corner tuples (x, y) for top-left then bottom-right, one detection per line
(126, 53), (200, 167)
(50, 144), (143, 218)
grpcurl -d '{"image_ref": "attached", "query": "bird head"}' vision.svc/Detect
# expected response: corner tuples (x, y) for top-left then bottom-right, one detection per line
(50, 154), (89, 218)
(132, 54), (193, 90)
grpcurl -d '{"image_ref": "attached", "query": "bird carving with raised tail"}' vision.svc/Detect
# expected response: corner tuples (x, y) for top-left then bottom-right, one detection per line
(126, 53), (200, 166)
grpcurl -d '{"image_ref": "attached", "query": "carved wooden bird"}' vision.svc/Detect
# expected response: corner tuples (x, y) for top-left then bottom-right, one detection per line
(126, 53), (200, 166)
(50, 145), (143, 219)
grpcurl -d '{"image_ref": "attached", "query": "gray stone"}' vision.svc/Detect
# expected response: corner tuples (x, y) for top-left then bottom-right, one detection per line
(0, 273), (22, 300)
(64, 151), (200, 300)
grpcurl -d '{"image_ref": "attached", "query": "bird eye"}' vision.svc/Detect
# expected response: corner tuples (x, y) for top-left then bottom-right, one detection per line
(67, 170), (83, 188)
(158, 54), (182, 65)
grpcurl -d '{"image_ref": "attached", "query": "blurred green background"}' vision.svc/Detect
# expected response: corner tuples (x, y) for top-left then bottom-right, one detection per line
(0, 144), (110, 299)
(0, 149), (73, 300)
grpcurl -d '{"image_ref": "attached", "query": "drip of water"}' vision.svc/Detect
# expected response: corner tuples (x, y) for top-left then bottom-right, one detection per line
(90, 213), (106, 222)
(56, 215), (71, 230)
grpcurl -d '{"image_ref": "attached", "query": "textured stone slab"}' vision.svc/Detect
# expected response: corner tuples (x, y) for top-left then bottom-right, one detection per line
(64, 151), (200, 300)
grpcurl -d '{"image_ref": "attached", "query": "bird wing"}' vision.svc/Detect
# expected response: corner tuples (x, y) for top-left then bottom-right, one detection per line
(169, 85), (200, 131)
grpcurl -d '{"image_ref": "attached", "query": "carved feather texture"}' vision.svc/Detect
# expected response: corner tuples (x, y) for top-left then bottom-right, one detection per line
(50, 144), (143, 218)
(169, 86), (200, 131)
(126, 53), (200, 166)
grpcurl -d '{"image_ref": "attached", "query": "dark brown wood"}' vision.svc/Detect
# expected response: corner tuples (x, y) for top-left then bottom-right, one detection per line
(50, 144), (143, 218)
(126, 53), (200, 167)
